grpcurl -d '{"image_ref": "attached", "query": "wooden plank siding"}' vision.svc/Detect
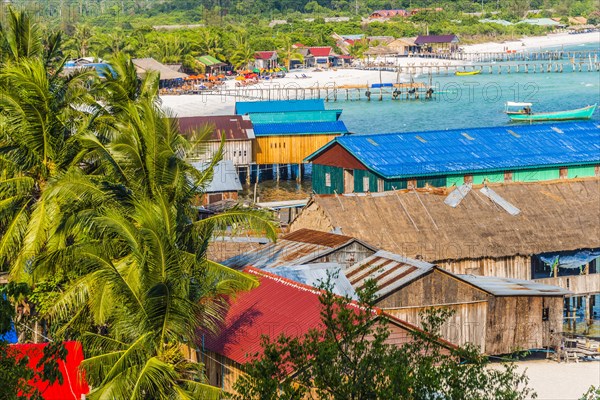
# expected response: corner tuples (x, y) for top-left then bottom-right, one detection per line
(436, 256), (531, 280)
(254, 134), (339, 164)
(485, 296), (563, 354)
(191, 141), (253, 166)
(375, 269), (488, 309)
(386, 303), (488, 352)
(310, 241), (377, 269)
(535, 274), (600, 295)
(201, 350), (244, 394)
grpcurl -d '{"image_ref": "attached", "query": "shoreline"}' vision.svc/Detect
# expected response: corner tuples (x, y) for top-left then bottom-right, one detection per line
(161, 32), (598, 118)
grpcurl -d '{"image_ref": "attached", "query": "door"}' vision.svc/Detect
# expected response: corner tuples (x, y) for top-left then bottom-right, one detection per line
(344, 169), (354, 193)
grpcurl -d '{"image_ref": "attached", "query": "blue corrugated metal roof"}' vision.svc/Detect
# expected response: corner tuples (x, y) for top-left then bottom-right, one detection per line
(265, 263), (357, 299)
(235, 99), (325, 114)
(308, 121), (600, 178)
(253, 121), (348, 136)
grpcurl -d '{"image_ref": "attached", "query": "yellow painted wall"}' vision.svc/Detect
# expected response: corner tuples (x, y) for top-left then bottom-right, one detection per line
(254, 134), (340, 164)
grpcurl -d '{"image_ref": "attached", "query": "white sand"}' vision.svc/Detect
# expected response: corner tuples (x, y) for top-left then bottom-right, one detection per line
(492, 359), (600, 399)
(161, 31), (599, 118)
(462, 31), (600, 53)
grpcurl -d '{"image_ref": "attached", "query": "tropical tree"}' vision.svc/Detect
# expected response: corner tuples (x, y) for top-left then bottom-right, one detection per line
(277, 35), (304, 70)
(228, 36), (255, 70)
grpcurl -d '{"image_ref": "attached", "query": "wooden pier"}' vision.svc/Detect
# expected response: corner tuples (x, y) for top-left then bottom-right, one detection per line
(406, 49), (599, 63)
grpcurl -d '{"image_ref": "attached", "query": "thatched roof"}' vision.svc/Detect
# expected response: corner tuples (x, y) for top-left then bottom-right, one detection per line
(364, 45), (397, 56)
(290, 179), (600, 261)
(131, 58), (188, 81)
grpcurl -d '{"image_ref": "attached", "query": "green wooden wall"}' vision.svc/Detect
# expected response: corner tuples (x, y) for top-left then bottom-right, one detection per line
(567, 165), (596, 179)
(354, 169), (379, 193)
(312, 164), (344, 194)
(513, 167), (559, 182)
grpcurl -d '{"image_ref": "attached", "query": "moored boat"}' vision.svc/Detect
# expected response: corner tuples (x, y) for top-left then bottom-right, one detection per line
(455, 70), (481, 76)
(507, 104), (597, 122)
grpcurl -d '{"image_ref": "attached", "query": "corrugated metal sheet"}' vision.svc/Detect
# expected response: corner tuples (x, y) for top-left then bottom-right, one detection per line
(414, 34), (459, 44)
(265, 263), (357, 298)
(221, 228), (355, 269)
(191, 160), (243, 192)
(311, 122), (600, 179)
(235, 99), (325, 114)
(202, 267), (324, 364)
(176, 115), (254, 140)
(453, 274), (571, 296)
(253, 121), (348, 136)
(344, 250), (435, 299)
(248, 110), (342, 124)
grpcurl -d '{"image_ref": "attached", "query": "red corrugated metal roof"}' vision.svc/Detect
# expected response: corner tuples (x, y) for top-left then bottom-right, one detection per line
(282, 228), (354, 247)
(11, 341), (89, 400)
(254, 51), (276, 60)
(176, 116), (253, 141)
(201, 267), (325, 364)
(308, 47), (333, 57)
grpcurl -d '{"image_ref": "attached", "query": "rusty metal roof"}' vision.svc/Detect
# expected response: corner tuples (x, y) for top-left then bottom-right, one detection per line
(176, 115), (254, 141)
(345, 250), (435, 299)
(450, 273), (572, 296)
(221, 229), (362, 270)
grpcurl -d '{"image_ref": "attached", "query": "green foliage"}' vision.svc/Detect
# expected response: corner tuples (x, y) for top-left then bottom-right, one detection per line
(580, 385), (600, 400)
(234, 277), (537, 400)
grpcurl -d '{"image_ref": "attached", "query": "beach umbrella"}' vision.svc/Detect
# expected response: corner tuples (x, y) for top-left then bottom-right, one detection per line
(208, 75), (218, 81)
(217, 74), (225, 79)
(252, 68), (260, 73)
(235, 76), (245, 81)
(198, 74), (206, 79)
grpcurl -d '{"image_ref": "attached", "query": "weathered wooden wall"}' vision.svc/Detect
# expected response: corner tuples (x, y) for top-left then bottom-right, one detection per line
(436, 256), (531, 280)
(202, 350), (244, 394)
(385, 302), (488, 352)
(191, 141), (253, 166)
(375, 269), (488, 309)
(254, 134), (339, 164)
(311, 242), (376, 269)
(535, 275), (600, 295)
(485, 296), (563, 354)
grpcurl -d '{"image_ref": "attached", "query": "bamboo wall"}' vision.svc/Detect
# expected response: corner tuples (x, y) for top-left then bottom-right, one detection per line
(254, 134), (339, 164)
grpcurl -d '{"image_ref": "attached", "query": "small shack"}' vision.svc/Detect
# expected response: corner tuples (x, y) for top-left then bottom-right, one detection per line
(191, 160), (243, 205)
(414, 34), (459, 53)
(345, 250), (570, 354)
(306, 122), (600, 194)
(200, 267), (454, 393)
(387, 37), (419, 56)
(176, 115), (254, 172)
(222, 228), (376, 270)
(254, 51), (278, 69)
(132, 57), (188, 87)
(196, 55), (226, 73)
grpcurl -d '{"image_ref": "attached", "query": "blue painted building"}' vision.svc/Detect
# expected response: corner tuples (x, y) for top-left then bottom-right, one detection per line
(306, 121), (600, 194)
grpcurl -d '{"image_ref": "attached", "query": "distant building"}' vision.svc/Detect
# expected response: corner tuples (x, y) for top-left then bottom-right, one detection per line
(253, 51), (278, 69)
(369, 9), (408, 19)
(414, 34), (460, 53)
(132, 57), (188, 86)
(196, 55), (226, 73)
(387, 37), (419, 55)
(519, 18), (563, 27)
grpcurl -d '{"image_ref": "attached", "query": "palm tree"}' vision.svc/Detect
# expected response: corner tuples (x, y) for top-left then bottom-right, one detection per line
(277, 35), (304, 70)
(0, 8), (44, 62)
(39, 97), (277, 399)
(228, 36), (255, 70)
(0, 58), (94, 273)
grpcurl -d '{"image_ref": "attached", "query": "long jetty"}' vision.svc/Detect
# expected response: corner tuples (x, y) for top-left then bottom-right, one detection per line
(404, 49), (599, 63)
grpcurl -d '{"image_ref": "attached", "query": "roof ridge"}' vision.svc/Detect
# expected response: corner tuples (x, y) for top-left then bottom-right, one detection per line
(245, 266), (324, 295)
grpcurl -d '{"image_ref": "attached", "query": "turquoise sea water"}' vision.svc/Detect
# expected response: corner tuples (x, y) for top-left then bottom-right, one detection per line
(327, 43), (600, 134)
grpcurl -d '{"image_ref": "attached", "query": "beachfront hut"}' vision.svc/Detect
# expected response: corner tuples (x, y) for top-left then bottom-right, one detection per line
(222, 228), (376, 270)
(176, 115), (254, 169)
(305, 122), (600, 194)
(254, 51), (278, 69)
(344, 251), (570, 354)
(290, 178), (600, 307)
(197, 55), (226, 73)
(307, 47), (336, 67)
(387, 37), (419, 56)
(191, 160), (243, 205)
(132, 57), (188, 87)
(200, 267), (454, 394)
(414, 34), (459, 53)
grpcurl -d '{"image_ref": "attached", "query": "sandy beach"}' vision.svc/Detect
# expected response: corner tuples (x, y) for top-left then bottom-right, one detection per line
(161, 31), (599, 118)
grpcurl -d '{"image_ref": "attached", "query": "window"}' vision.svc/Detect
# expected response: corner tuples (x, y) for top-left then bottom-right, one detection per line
(504, 171), (513, 182)
(464, 174), (473, 184)
(377, 178), (384, 192)
(325, 173), (331, 187)
(363, 176), (370, 192)
(595, 165), (600, 177)
(407, 179), (417, 189)
(559, 167), (568, 179)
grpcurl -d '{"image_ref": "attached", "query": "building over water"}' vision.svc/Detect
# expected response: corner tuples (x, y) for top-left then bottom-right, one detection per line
(306, 122), (600, 195)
